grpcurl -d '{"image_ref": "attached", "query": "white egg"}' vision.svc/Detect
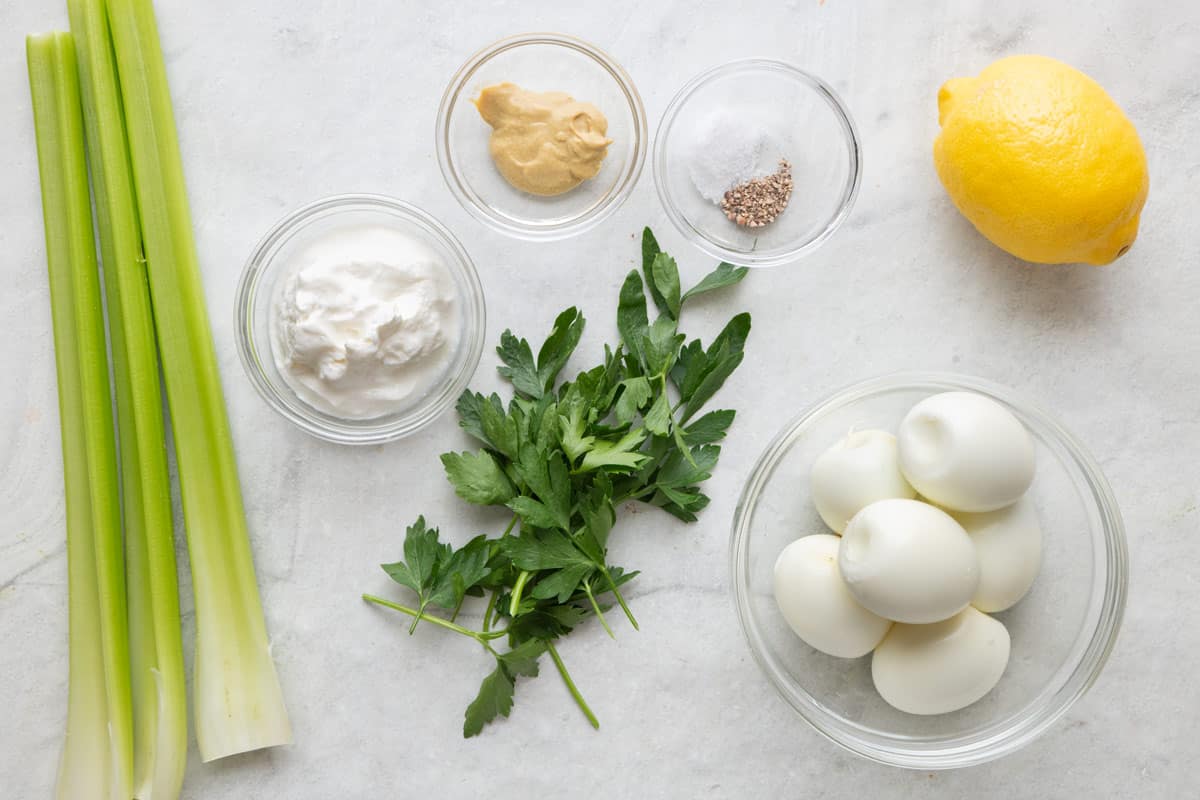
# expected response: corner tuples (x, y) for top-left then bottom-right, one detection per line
(838, 499), (979, 623)
(871, 606), (1011, 715)
(896, 392), (1036, 513)
(953, 498), (1043, 613)
(773, 534), (893, 658)
(810, 429), (916, 533)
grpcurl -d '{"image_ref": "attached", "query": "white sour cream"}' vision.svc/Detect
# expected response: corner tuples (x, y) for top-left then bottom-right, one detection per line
(272, 226), (459, 420)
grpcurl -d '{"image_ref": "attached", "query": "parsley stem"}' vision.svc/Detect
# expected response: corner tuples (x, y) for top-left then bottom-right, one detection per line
(481, 590), (499, 633)
(600, 567), (640, 631)
(546, 642), (599, 730)
(582, 580), (615, 639)
(408, 600), (428, 635)
(509, 570), (531, 617)
(362, 594), (508, 643)
(484, 513), (520, 633)
(618, 485), (659, 504)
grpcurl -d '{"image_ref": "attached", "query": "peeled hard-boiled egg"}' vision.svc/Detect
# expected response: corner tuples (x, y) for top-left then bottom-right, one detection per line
(954, 497), (1042, 613)
(810, 429), (916, 533)
(871, 606), (1011, 715)
(773, 534), (893, 658)
(896, 392), (1035, 513)
(838, 499), (979, 623)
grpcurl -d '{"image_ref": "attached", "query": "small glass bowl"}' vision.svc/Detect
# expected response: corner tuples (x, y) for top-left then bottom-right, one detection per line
(731, 372), (1127, 768)
(235, 194), (485, 445)
(436, 33), (648, 241)
(655, 59), (862, 267)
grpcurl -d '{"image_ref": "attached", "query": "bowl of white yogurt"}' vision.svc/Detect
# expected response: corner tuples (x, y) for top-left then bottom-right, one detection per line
(730, 372), (1128, 768)
(235, 194), (485, 444)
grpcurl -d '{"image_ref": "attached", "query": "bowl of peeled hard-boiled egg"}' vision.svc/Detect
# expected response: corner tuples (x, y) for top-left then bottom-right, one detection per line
(731, 372), (1128, 769)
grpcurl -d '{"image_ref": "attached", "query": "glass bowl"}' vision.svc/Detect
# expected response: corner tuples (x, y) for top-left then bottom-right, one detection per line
(655, 59), (862, 267)
(235, 194), (486, 445)
(436, 33), (647, 240)
(731, 372), (1127, 768)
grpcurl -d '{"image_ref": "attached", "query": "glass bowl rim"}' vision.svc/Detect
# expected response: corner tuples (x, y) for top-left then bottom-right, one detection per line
(653, 58), (863, 268)
(234, 193), (486, 445)
(435, 31), (648, 242)
(729, 370), (1128, 768)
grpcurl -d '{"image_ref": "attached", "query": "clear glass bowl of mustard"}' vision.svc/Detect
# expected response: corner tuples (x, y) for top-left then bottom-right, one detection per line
(436, 33), (648, 241)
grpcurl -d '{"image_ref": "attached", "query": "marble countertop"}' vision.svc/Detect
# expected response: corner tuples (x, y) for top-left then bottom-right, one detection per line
(3, 0), (1197, 797)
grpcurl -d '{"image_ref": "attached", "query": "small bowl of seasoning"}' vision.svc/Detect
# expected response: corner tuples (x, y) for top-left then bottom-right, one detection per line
(654, 59), (863, 268)
(436, 33), (648, 241)
(235, 194), (486, 445)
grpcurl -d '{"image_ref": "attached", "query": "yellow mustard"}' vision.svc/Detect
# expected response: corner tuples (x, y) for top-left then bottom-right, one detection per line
(473, 82), (612, 196)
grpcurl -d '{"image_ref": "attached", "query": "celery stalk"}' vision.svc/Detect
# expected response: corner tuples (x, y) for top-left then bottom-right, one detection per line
(106, 0), (292, 760)
(66, 0), (188, 795)
(27, 31), (134, 800)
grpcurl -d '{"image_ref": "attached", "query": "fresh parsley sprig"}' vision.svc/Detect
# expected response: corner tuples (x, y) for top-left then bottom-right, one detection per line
(363, 228), (750, 737)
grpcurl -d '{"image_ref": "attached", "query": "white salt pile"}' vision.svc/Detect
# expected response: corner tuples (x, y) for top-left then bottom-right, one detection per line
(687, 111), (769, 204)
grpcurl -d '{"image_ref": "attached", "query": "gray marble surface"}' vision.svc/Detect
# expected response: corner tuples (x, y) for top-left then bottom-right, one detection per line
(2, 0), (1197, 797)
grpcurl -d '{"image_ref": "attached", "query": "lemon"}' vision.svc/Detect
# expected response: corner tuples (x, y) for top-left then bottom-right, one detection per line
(934, 55), (1148, 265)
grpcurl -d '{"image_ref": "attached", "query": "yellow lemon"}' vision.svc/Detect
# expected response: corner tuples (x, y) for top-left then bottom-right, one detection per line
(934, 55), (1148, 265)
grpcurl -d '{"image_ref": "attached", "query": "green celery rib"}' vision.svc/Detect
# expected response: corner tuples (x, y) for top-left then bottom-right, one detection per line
(66, 0), (188, 796)
(106, 0), (292, 760)
(27, 31), (134, 800)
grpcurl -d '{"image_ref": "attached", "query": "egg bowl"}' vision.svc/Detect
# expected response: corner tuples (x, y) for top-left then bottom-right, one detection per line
(730, 372), (1127, 769)
(436, 33), (647, 241)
